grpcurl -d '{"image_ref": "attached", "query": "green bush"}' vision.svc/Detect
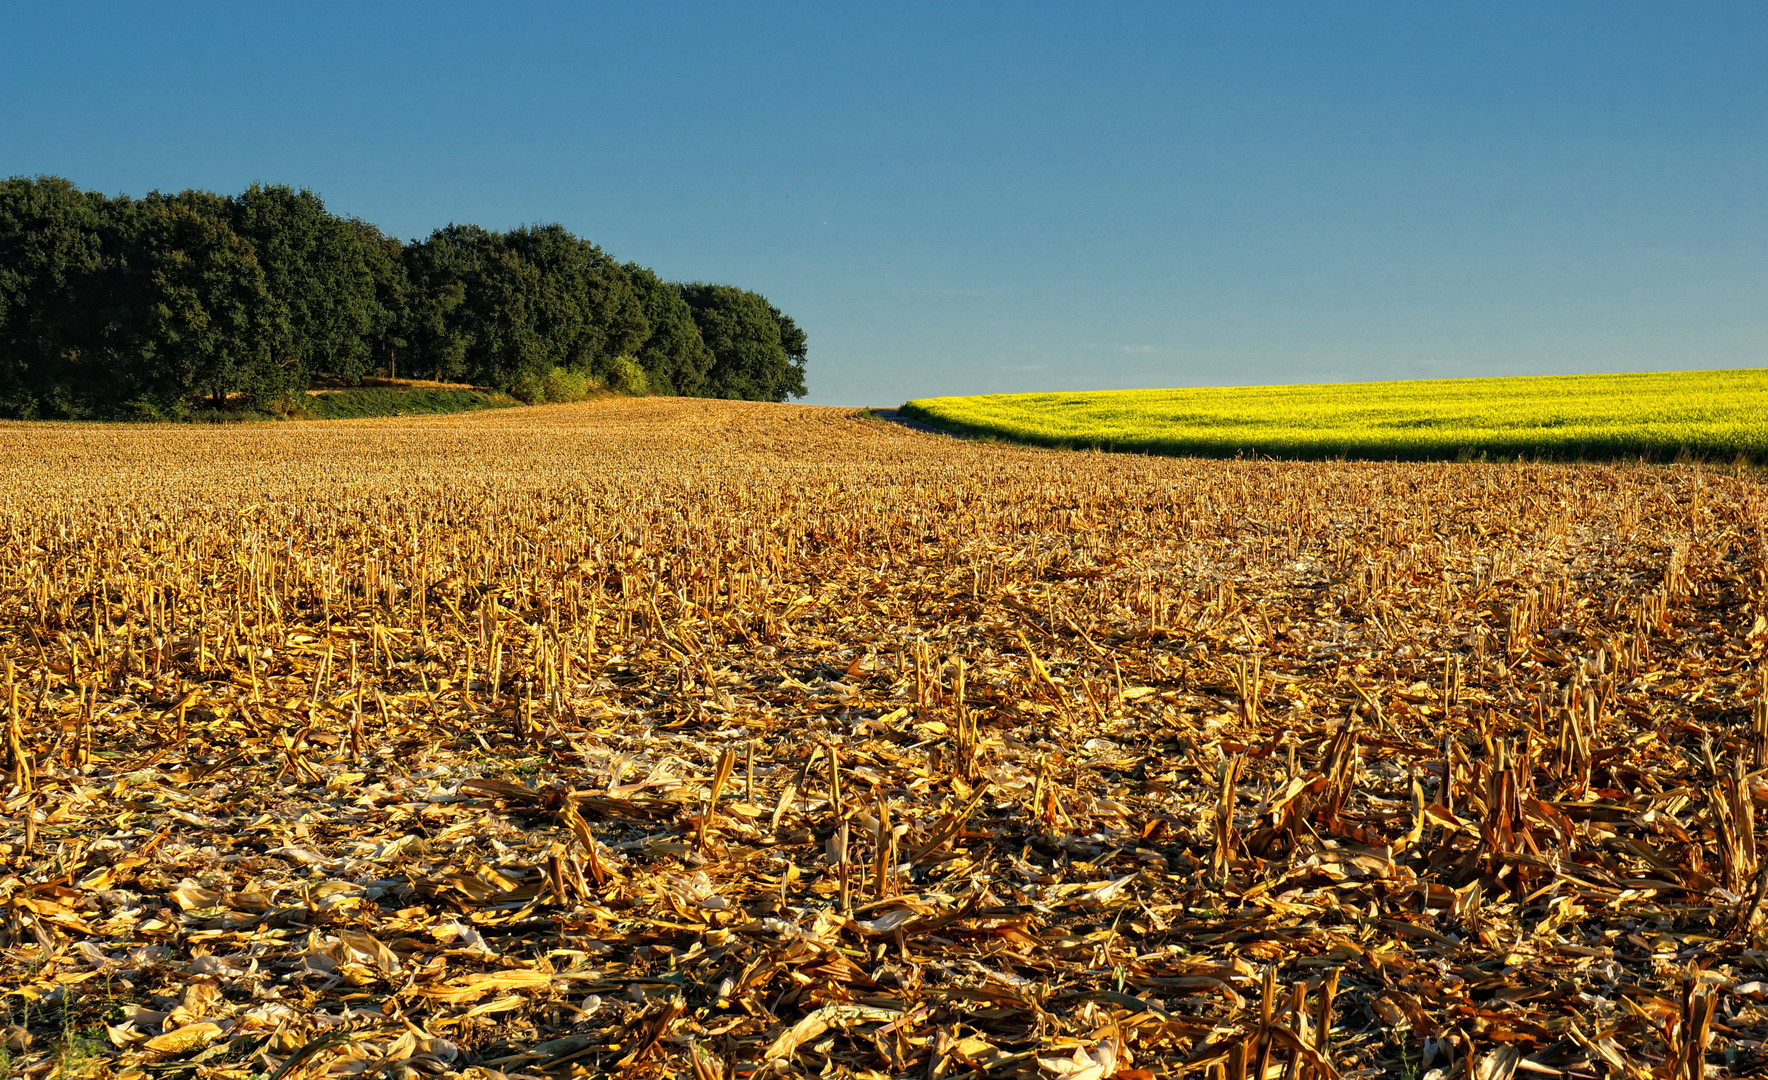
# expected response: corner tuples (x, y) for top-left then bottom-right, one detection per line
(607, 355), (648, 396)
(509, 373), (546, 404)
(542, 367), (591, 403)
(261, 389), (314, 420)
(122, 397), (168, 423)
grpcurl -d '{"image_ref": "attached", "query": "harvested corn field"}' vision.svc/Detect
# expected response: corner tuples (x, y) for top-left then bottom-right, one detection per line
(2, 398), (1767, 1079)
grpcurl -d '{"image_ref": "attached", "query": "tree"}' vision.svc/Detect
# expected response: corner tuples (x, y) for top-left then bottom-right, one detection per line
(1, 176), (813, 413)
(123, 190), (289, 409)
(771, 302), (807, 382)
(404, 223), (654, 393)
(346, 217), (410, 380)
(226, 184), (391, 385)
(401, 223), (496, 383)
(501, 225), (649, 380)
(0, 176), (123, 417)
(679, 284), (807, 402)
(623, 263), (713, 396)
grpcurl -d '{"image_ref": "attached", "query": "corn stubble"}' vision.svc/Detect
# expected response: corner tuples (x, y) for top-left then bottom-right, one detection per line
(1, 399), (1766, 1078)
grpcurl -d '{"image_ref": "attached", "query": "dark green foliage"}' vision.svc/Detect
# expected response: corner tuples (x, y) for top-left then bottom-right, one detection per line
(302, 386), (515, 420)
(623, 263), (714, 396)
(401, 223), (515, 385)
(226, 184), (400, 386)
(0, 177), (129, 417)
(402, 224), (653, 394)
(679, 284), (808, 402)
(505, 225), (650, 376)
(0, 176), (808, 418)
(772, 304), (807, 370)
(400, 231), (476, 384)
(127, 190), (292, 409)
(351, 220), (411, 380)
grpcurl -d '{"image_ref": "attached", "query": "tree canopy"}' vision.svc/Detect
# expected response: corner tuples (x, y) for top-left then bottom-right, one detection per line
(0, 176), (808, 418)
(679, 283), (808, 403)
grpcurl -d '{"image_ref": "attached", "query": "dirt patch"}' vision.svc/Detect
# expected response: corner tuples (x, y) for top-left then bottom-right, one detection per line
(864, 407), (960, 436)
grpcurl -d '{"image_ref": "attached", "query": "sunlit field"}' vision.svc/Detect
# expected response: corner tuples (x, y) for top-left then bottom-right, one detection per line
(904, 367), (1768, 462)
(3, 398), (1766, 1076)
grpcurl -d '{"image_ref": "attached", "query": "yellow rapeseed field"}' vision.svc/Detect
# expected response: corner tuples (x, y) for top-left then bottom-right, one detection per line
(2, 398), (1765, 1076)
(904, 366), (1768, 461)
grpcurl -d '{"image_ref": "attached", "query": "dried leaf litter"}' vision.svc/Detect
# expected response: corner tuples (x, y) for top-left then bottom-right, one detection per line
(0, 399), (1765, 1078)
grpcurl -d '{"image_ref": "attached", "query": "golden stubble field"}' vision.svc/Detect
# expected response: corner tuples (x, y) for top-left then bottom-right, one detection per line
(2, 398), (1766, 1079)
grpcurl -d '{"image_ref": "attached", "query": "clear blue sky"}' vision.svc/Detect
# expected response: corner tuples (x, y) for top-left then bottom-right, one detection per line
(5, 3), (1765, 405)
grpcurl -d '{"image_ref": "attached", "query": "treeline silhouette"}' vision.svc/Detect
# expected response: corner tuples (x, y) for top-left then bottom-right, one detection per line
(0, 177), (807, 419)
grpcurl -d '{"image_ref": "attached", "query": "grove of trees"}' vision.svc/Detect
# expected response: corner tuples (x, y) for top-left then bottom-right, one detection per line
(0, 176), (808, 418)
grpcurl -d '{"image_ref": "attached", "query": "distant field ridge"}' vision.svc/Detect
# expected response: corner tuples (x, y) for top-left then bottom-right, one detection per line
(903, 367), (1768, 463)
